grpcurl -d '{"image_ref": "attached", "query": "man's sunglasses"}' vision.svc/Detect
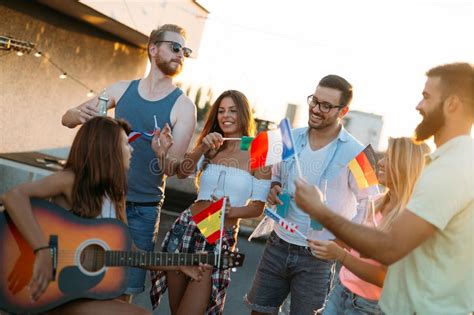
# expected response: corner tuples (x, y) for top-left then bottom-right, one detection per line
(156, 41), (192, 58)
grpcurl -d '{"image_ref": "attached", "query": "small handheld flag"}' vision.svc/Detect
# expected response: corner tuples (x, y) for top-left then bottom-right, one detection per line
(128, 131), (142, 143)
(348, 144), (379, 189)
(264, 208), (307, 240)
(221, 136), (255, 151)
(128, 117), (160, 143)
(127, 130), (154, 143)
(192, 198), (225, 245)
(249, 118), (297, 170)
(238, 136), (254, 151)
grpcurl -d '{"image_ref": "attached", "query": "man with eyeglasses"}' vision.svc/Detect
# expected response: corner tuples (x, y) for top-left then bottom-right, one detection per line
(245, 75), (376, 314)
(295, 63), (474, 314)
(61, 24), (196, 298)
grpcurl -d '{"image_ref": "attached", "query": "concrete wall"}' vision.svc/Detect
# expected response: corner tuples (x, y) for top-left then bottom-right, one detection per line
(0, 0), (148, 153)
(80, 0), (209, 57)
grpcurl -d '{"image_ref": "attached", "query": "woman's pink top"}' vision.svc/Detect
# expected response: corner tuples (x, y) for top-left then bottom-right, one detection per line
(339, 212), (384, 300)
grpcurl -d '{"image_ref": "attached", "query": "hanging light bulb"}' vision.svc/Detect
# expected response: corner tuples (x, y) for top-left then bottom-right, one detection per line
(34, 51), (42, 57)
(16, 51), (24, 56)
(86, 90), (94, 97)
(59, 72), (67, 79)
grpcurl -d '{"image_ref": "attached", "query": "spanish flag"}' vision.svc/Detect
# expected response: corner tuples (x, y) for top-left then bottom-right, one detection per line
(348, 144), (378, 189)
(192, 198), (225, 244)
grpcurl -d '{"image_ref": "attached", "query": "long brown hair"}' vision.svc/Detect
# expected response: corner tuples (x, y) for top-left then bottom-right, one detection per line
(64, 117), (131, 222)
(194, 90), (255, 185)
(196, 90), (255, 147)
(375, 137), (430, 231)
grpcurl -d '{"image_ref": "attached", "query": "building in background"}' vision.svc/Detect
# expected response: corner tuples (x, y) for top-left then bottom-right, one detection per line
(78, 0), (209, 58)
(0, 0), (209, 154)
(343, 110), (384, 151)
(283, 103), (384, 151)
(0, 0), (209, 193)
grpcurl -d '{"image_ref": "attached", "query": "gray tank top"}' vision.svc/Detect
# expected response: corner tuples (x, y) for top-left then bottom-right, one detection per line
(115, 79), (183, 202)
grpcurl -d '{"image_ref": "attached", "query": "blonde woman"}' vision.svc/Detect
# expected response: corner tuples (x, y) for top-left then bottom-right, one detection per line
(309, 137), (430, 314)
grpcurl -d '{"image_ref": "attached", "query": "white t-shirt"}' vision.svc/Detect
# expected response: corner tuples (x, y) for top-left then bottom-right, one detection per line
(96, 196), (116, 219)
(275, 142), (331, 246)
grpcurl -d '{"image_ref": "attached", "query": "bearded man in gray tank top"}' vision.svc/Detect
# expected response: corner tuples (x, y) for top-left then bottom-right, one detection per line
(61, 24), (197, 297)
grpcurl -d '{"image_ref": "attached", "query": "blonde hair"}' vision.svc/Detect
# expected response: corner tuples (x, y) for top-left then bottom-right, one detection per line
(375, 137), (430, 231)
(147, 24), (187, 60)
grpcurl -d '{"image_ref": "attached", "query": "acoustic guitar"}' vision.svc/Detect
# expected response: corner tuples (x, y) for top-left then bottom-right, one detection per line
(0, 199), (244, 313)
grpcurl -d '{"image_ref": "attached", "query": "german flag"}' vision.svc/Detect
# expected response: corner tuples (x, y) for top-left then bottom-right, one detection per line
(192, 198), (224, 244)
(348, 144), (378, 189)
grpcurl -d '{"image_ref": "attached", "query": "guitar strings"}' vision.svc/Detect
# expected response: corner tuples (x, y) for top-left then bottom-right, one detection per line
(50, 252), (229, 266)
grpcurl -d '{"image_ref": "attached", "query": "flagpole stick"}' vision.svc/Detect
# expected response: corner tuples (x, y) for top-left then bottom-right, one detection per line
(217, 197), (226, 270)
(371, 184), (381, 226)
(293, 226), (308, 240)
(371, 198), (378, 227)
(294, 156), (303, 178)
(284, 118), (303, 178)
(153, 115), (160, 146)
(222, 137), (241, 141)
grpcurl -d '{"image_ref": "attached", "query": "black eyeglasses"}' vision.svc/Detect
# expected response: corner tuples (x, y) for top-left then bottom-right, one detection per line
(307, 95), (345, 113)
(156, 41), (192, 58)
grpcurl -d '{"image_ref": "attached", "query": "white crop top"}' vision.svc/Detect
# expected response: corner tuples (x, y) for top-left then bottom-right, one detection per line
(97, 196), (116, 219)
(68, 196), (116, 219)
(196, 163), (271, 207)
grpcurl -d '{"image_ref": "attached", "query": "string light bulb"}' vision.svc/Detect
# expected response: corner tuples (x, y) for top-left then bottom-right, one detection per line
(7, 37), (95, 95)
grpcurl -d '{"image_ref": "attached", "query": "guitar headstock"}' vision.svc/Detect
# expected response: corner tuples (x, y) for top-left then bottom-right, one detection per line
(220, 250), (245, 269)
(0, 36), (35, 54)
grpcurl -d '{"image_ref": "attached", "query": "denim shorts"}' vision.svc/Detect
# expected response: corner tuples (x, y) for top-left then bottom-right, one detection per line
(244, 232), (334, 315)
(322, 280), (384, 315)
(124, 203), (161, 294)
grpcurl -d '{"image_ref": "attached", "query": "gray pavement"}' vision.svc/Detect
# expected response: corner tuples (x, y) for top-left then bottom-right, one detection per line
(132, 210), (269, 315)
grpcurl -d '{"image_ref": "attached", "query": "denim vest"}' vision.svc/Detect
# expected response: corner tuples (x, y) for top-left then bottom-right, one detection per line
(273, 125), (373, 241)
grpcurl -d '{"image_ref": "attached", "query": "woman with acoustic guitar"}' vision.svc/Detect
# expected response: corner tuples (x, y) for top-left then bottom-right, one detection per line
(1, 117), (207, 314)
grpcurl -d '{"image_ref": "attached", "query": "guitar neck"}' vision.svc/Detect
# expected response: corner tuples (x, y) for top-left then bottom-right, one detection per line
(105, 251), (216, 268)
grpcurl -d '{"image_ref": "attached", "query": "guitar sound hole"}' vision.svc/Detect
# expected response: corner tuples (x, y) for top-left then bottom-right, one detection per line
(80, 244), (105, 272)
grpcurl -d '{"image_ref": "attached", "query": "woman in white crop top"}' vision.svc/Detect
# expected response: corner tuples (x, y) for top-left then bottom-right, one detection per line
(307, 138), (430, 315)
(150, 90), (271, 314)
(1, 117), (207, 315)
